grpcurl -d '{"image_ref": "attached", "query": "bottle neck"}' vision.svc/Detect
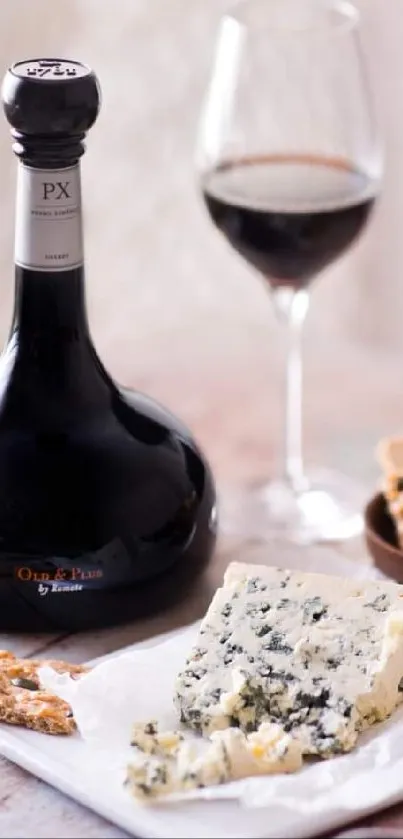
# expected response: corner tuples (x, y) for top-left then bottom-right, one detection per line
(12, 160), (88, 337)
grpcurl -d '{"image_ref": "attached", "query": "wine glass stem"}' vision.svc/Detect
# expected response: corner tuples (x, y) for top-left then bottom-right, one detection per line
(285, 313), (304, 491)
(274, 288), (309, 494)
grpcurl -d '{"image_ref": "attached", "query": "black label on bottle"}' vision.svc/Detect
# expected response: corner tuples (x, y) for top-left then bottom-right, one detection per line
(9, 537), (138, 595)
(8, 533), (184, 600)
(14, 563), (103, 596)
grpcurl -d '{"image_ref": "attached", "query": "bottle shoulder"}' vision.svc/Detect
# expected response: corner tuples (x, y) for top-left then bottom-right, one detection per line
(0, 336), (216, 561)
(0, 333), (202, 450)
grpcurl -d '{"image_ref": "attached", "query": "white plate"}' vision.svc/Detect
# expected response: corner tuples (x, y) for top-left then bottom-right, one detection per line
(0, 628), (353, 839)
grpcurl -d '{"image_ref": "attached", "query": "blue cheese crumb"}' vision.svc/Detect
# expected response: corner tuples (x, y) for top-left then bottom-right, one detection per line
(131, 721), (183, 757)
(126, 721), (302, 801)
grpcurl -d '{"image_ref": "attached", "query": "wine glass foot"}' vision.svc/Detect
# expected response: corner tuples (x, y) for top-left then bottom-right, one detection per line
(219, 469), (365, 545)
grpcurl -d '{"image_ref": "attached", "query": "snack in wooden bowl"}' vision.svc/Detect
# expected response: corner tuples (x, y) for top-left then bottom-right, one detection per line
(376, 435), (403, 546)
(364, 492), (403, 582)
(364, 436), (403, 581)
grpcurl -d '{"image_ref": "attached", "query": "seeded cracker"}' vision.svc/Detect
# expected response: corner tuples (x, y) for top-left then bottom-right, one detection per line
(0, 651), (88, 735)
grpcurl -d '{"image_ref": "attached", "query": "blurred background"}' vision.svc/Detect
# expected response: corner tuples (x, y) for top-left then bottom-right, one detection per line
(0, 0), (400, 492)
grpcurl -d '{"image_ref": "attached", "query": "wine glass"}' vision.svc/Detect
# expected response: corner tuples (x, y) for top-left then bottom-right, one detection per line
(197, 0), (382, 545)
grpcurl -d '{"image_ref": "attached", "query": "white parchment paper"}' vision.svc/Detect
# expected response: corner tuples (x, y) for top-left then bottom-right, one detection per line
(38, 552), (403, 835)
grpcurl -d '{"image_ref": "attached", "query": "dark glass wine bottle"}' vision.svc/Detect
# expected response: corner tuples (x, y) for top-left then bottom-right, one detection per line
(0, 58), (216, 631)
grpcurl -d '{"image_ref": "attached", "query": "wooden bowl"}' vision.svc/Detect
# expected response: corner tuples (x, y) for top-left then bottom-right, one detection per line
(364, 492), (403, 582)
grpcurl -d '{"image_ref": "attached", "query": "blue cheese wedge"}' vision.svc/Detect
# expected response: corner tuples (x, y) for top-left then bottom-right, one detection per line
(126, 721), (302, 800)
(174, 562), (403, 756)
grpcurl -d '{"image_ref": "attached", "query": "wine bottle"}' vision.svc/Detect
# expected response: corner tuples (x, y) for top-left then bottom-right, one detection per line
(0, 58), (217, 631)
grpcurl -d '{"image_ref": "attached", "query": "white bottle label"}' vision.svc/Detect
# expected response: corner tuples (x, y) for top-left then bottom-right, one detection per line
(15, 163), (84, 271)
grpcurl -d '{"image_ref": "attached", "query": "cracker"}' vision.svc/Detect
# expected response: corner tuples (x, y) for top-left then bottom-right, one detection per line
(0, 651), (88, 735)
(376, 436), (403, 479)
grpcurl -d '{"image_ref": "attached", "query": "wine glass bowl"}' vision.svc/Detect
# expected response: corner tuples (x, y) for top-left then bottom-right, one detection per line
(197, 0), (381, 544)
(202, 155), (376, 294)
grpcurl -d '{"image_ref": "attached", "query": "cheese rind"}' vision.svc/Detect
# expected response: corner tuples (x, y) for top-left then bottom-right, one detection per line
(174, 562), (403, 756)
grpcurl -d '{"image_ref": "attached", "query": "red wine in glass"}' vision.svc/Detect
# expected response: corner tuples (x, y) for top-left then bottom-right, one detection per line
(203, 154), (376, 291)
